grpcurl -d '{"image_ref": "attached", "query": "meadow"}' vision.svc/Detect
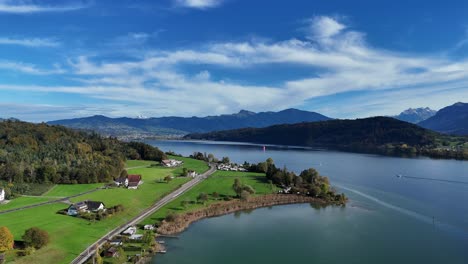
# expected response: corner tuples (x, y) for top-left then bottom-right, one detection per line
(142, 170), (278, 225)
(0, 157), (208, 264)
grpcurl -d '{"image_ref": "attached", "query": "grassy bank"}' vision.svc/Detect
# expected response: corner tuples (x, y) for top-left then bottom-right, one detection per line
(142, 170), (278, 226)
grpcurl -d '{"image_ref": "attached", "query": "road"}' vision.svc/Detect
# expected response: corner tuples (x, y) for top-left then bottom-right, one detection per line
(70, 164), (216, 264)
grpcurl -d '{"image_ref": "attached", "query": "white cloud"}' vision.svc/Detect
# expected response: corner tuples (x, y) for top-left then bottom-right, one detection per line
(174, 0), (223, 9)
(0, 61), (64, 75)
(0, 37), (60, 47)
(306, 16), (346, 42)
(0, 0), (88, 13)
(1, 15), (468, 120)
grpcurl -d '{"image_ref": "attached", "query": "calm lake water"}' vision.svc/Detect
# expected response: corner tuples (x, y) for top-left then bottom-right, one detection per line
(149, 140), (468, 264)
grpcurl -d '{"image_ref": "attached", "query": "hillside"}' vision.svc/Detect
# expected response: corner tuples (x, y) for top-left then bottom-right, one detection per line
(418, 102), (468, 135)
(48, 109), (331, 138)
(185, 117), (468, 159)
(0, 121), (166, 187)
(393, 107), (436, 123)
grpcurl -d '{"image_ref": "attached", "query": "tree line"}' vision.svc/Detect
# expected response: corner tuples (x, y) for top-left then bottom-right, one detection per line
(0, 121), (166, 197)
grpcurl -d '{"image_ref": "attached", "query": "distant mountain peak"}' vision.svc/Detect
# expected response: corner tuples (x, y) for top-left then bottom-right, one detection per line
(393, 107), (436, 123)
(237, 109), (256, 116)
(419, 102), (467, 135)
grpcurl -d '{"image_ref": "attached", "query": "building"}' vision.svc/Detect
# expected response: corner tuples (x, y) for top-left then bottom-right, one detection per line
(187, 170), (197, 178)
(144, 224), (155, 230)
(105, 247), (119, 258)
(114, 177), (128, 187)
(67, 200), (105, 216)
(127, 174), (142, 189)
(0, 188), (5, 202)
(122, 226), (137, 236)
(161, 159), (183, 168)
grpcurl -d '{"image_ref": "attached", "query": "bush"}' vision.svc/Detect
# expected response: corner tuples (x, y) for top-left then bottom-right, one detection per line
(22, 227), (49, 249)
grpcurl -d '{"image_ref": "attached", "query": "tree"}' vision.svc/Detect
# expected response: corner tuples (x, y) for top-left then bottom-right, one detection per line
(94, 245), (103, 264)
(22, 227), (49, 249)
(197, 192), (208, 204)
(212, 192), (220, 199)
(240, 190), (251, 201)
(164, 175), (172, 183)
(207, 153), (215, 162)
(232, 178), (242, 197)
(182, 168), (188, 177)
(0, 226), (14, 252)
(221, 156), (230, 164)
(142, 230), (155, 247)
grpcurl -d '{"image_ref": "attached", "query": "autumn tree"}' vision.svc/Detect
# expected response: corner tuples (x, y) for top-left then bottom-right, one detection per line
(0, 226), (14, 252)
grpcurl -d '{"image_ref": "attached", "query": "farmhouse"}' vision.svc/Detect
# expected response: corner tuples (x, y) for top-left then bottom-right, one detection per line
(67, 200), (105, 216)
(161, 159), (183, 168)
(0, 188), (5, 202)
(114, 177), (128, 187)
(144, 224), (155, 230)
(127, 174), (142, 189)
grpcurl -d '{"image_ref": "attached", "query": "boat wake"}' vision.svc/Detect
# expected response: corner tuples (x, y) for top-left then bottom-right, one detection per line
(337, 184), (468, 240)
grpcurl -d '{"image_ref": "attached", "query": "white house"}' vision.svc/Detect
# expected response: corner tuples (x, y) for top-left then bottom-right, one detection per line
(144, 224), (155, 230)
(0, 188), (5, 202)
(67, 200), (105, 216)
(122, 226), (137, 236)
(161, 159), (183, 168)
(187, 170), (197, 178)
(114, 177), (129, 187)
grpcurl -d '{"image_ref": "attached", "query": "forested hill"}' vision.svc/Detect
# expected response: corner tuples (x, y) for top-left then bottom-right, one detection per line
(185, 117), (468, 159)
(0, 121), (166, 185)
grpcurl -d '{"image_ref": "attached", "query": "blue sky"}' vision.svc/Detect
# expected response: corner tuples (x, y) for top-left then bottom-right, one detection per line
(0, 0), (467, 121)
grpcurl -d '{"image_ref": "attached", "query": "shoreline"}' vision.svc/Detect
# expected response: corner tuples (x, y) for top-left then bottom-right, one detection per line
(156, 194), (342, 235)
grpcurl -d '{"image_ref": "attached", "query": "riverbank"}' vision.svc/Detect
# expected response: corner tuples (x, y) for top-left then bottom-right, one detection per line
(157, 194), (343, 235)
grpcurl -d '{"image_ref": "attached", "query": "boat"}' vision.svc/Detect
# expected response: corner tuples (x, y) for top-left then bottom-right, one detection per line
(396, 174), (403, 178)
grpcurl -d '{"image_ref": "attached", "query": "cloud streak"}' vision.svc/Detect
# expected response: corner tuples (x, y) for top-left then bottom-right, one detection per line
(0, 37), (60, 47)
(0, 0), (88, 14)
(174, 0), (223, 9)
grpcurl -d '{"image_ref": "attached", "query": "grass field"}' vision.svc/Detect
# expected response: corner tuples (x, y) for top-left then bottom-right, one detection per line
(142, 170), (278, 225)
(43, 183), (103, 197)
(0, 158), (208, 264)
(0, 196), (55, 212)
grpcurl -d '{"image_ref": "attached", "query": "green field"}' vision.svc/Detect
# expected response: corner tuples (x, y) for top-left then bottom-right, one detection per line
(142, 170), (278, 225)
(0, 158), (208, 264)
(0, 196), (55, 212)
(43, 183), (103, 197)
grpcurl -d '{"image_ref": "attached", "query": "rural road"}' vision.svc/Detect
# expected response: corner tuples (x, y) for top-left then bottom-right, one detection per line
(70, 163), (217, 264)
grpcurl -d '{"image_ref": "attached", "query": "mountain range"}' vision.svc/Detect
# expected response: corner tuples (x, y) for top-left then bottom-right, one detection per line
(48, 109), (331, 138)
(419, 102), (468, 135)
(393, 107), (436, 123)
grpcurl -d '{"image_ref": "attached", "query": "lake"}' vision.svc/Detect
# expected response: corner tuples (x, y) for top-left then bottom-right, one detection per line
(148, 140), (468, 264)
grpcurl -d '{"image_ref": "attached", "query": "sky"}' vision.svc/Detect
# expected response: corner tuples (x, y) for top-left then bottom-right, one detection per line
(0, 0), (467, 122)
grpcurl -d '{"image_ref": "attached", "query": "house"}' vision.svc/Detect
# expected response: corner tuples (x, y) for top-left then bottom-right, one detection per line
(109, 238), (123, 246)
(0, 188), (5, 202)
(187, 170), (197, 178)
(67, 200), (105, 216)
(161, 159), (183, 168)
(127, 174), (142, 189)
(122, 226), (137, 236)
(129, 234), (143, 240)
(144, 224), (155, 230)
(114, 177), (128, 187)
(105, 247), (119, 258)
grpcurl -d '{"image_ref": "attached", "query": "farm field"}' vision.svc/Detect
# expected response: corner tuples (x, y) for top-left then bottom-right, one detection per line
(0, 157), (208, 264)
(0, 196), (55, 212)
